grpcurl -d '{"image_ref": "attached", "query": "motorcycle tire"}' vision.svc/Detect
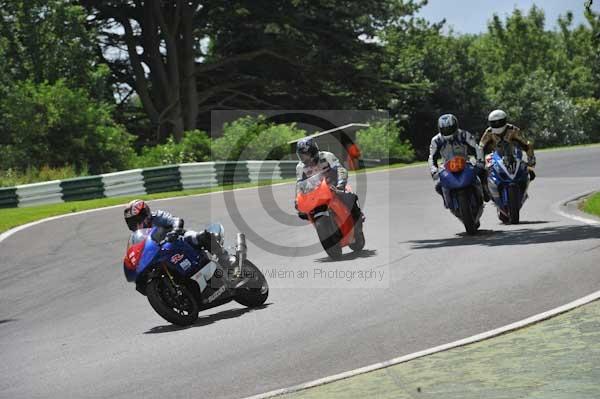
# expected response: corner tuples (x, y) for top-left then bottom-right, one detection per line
(315, 215), (343, 259)
(234, 260), (269, 308)
(459, 190), (478, 235)
(147, 276), (199, 326)
(349, 223), (365, 252)
(508, 185), (521, 224)
(497, 208), (510, 224)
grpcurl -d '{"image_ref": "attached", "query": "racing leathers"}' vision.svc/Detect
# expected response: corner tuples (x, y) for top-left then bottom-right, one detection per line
(478, 124), (536, 180)
(149, 210), (230, 267)
(295, 151), (363, 223)
(428, 129), (489, 200)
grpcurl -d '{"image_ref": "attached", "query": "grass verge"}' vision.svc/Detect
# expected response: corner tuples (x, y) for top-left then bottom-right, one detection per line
(282, 299), (600, 399)
(582, 192), (600, 218)
(0, 180), (290, 234)
(0, 162), (422, 234)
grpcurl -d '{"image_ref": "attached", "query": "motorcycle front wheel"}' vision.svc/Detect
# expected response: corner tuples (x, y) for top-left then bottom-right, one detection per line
(146, 276), (199, 326)
(315, 215), (342, 259)
(458, 190), (478, 235)
(508, 185), (521, 224)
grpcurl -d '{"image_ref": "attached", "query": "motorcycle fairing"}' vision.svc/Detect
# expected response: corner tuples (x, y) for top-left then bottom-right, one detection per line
(488, 149), (530, 210)
(439, 164), (480, 210)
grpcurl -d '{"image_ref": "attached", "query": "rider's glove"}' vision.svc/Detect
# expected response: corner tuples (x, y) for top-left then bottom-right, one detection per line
(528, 169), (536, 182)
(166, 228), (184, 243)
(431, 168), (439, 181)
(527, 155), (536, 167)
(336, 180), (347, 191)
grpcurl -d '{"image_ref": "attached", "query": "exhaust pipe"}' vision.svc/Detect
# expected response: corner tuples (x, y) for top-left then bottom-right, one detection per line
(235, 233), (247, 276)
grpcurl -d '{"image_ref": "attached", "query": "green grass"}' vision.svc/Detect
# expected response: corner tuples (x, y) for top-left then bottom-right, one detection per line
(282, 299), (600, 399)
(0, 180), (292, 234)
(537, 141), (600, 152)
(0, 162), (427, 234)
(582, 192), (600, 217)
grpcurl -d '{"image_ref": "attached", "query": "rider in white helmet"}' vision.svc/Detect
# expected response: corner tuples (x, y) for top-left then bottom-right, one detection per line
(479, 110), (536, 181)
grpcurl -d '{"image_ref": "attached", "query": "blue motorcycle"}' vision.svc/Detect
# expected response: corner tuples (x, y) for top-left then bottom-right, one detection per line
(438, 156), (485, 235)
(487, 141), (530, 224)
(123, 224), (268, 326)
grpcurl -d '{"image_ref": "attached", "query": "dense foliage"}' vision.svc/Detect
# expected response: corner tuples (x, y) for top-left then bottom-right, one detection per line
(0, 1), (599, 185)
(356, 121), (415, 162)
(212, 116), (305, 161)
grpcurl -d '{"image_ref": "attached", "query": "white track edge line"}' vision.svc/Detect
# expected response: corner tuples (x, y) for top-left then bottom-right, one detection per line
(0, 181), (289, 244)
(245, 291), (600, 399)
(552, 190), (600, 225)
(0, 164), (424, 244)
(243, 189), (600, 399)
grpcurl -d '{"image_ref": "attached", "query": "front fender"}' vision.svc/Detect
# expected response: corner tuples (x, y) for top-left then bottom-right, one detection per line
(134, 264), (162, 296)
(439, 165), (477, 190)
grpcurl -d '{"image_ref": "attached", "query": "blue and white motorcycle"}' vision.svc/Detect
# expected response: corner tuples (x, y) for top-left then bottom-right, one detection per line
(487, 141), (530, 224)
(438, 156), (485, 235)
(123, 224), (268, 326)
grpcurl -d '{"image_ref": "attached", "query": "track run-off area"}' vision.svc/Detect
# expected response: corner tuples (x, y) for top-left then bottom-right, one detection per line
(1, 146), (599, 399)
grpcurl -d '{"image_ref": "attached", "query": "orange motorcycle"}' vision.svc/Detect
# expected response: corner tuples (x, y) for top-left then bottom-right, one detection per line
(296, 172), (365, 259)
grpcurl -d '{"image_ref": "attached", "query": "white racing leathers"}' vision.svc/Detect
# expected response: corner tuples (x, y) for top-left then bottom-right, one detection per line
(428, 129), (484, 176)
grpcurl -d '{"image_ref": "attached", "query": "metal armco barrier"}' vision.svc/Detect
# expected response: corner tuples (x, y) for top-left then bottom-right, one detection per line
(1, 160), (310, 208)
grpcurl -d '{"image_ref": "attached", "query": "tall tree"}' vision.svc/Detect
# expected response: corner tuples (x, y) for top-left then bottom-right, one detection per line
(0, 0), (107, 95)
(80, 0), (424, 142)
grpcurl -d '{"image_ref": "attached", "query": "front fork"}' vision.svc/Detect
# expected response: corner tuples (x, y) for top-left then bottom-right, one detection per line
(161, 263), (183, 297)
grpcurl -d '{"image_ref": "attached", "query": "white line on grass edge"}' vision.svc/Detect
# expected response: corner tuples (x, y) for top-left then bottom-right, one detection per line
(244, 189), (600, 399)
(0, 163), (425, 244)
(1, 165), (598, 399)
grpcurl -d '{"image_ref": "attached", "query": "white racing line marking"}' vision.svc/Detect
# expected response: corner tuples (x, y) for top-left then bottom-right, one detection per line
(0, 163), (426, 245)
(244, 190), (600, 399)
(1, 163), (598, 399)
(0, 181), (291, 244)
(552, 191), (600, 225)
(245, 293), (600, 399)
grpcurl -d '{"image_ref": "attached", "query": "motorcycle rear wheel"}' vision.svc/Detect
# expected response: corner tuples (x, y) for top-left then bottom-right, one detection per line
(349, 223), (365, 252)
(234, 260), (269, 308)
(497, 208), (510, 224)
(315, 215), (342, 259)
(147, 276), (199, 326)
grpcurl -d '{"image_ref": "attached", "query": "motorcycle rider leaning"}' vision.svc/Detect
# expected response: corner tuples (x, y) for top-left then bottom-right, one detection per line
(479, 109), (536, 182)
(428, 114), (490, 202)
(123, 199), (232, 270)
(294, 137), (364, 223)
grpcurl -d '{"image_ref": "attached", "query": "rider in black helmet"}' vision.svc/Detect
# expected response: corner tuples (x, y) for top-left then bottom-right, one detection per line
(123, 199), (231, 266)
(294, 137), (364, 223)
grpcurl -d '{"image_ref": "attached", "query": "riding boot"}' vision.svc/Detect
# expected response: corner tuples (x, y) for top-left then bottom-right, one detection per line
(482, 183), (491, 202)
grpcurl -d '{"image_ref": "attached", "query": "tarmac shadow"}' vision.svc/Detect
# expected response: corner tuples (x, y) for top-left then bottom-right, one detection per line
(406, 224), (600, 250)
(144, 303), (271, 334)
(314, 249), (377, 263)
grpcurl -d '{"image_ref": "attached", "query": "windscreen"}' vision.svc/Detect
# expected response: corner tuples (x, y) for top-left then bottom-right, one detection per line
(296, 173), (325, 195)
(127, 228), (151, 248)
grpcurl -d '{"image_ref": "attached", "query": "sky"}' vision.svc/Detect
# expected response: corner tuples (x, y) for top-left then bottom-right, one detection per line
(417, 0), (598, 34)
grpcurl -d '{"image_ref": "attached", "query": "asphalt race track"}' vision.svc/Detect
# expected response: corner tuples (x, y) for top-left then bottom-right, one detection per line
(1, 147), (599, 399)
